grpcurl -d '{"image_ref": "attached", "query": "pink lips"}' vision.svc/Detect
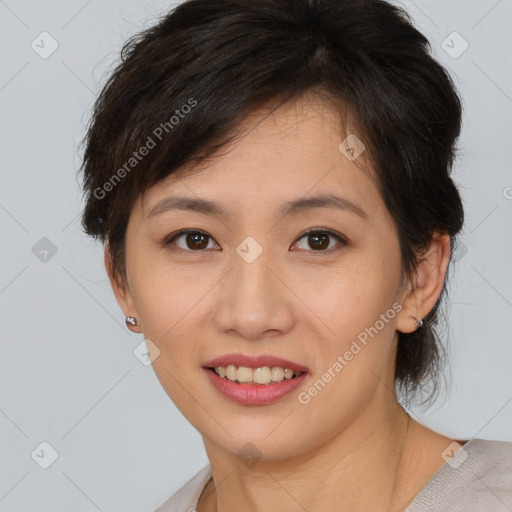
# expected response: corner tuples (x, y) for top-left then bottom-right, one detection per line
(202, 353), (310, 405)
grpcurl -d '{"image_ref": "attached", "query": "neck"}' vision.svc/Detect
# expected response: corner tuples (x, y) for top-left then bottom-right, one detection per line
(199, 391), (430, 512)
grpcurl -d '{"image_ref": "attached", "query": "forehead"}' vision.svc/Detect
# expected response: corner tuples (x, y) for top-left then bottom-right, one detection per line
(138, 93), (381, 221)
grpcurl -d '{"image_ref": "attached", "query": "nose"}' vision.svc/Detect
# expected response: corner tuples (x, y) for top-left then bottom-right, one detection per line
(211, 245), (295, 341)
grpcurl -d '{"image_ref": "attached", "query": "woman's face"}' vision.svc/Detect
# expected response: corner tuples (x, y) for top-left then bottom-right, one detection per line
(114, 94), (417, 459)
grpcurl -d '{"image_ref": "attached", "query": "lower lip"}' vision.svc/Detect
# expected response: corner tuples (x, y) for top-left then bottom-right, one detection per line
(203, 368), (308, 405)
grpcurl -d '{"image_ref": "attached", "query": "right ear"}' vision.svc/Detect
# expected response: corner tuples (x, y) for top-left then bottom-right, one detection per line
(104, 241), (142, 332)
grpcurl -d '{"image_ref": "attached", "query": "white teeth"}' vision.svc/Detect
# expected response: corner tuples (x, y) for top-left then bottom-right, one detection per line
(226, 364), (237, 381)
(271, 367), (284, 381)
(212, 365), (304, 384)
(253, 366), (272, 384)
(237, 366), (253, 383)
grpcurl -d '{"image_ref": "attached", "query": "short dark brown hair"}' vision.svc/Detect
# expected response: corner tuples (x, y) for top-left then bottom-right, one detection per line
(79, 0), (464, 406)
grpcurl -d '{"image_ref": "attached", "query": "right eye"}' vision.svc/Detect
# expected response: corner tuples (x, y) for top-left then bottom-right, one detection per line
(163, 229), (220, 253)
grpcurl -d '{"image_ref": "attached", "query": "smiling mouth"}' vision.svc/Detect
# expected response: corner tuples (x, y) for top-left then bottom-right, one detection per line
(206, 365), (306, 385)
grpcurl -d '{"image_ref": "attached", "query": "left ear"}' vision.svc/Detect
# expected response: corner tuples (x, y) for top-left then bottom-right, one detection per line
(396, 232), (452, 334)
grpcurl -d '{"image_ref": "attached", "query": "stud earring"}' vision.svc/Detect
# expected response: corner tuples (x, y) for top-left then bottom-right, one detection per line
(411, 316), (423, 328)
(126, 316), (139, 331)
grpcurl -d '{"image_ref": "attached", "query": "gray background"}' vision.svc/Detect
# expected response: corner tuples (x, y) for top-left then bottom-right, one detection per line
(1, 0), (511, 510)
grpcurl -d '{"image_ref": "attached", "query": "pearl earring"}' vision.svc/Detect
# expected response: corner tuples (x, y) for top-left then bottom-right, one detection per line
(126, 316), (139, 328)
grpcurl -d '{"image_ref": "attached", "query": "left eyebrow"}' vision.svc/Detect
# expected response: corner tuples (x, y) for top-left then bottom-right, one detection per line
(146, 193), (369, 221)
(280, 193), (369, 220)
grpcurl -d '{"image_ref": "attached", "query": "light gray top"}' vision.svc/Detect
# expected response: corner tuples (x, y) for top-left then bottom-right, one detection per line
(154, 438), (512, 512)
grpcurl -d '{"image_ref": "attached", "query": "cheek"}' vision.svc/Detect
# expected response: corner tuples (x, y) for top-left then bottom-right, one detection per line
(315, 259), (396, 331)
(127, 245), (209, 337)
(308, 257), (401, 387)
(296, 273), (400, 426)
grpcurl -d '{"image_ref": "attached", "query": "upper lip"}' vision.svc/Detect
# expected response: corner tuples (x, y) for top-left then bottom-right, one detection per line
(202, 353), (309, 373)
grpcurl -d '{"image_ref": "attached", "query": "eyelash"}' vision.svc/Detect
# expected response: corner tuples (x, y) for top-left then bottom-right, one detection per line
(162, 228), (348, 255)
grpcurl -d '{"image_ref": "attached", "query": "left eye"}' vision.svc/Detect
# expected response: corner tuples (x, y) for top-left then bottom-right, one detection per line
(292, 229), (347, 252)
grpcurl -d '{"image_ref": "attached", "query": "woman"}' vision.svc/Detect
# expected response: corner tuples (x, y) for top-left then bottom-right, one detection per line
(79, 0), (512, 510)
